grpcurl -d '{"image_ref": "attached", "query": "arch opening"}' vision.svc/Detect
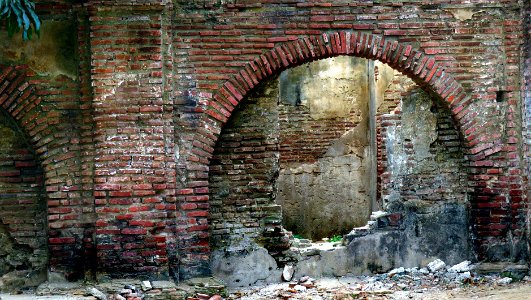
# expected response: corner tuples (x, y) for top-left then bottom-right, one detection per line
(207, 55), (472, 286)
(178, 31), (489, 282)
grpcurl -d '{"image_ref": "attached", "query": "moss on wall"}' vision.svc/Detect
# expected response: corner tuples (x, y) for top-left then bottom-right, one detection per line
(0, 19), (78, 79)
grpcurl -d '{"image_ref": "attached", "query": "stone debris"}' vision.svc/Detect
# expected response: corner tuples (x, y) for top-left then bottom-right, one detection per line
(86, 287), (107, 300)
(282, 265), (295, 282)
(388, 267), (405, 277)
(226, 260), (530, 300)
(140, 281), (151, 292)
(1, 261), (529, 300)
(426, 259), (446, 273)
(497, 277), (513, 285)
(187, 294), (223, 300)
(106, 284), (146, 300)
(448, 260), (472, 273)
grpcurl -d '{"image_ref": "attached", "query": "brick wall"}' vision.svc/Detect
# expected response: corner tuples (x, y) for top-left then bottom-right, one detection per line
(209, 76), (280, 249)
(524, 0), (531, 247)
(87, 2), (176, 278)
(377, 72), (466, 208)
(0, 1), (99, 281)
(0, 0), (527, 282)
(179, 1), (528, 276)
(376, 70), (417, 205)
(377, 72), (466, 207)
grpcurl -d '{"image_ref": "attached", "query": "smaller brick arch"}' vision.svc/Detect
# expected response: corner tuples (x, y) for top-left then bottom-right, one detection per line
(0, 64), (87, 280)
(0, 65), (45, 143)
(0, 65), (50, 287)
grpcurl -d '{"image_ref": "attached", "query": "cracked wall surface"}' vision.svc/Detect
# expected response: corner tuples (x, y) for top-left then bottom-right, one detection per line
(210, 57), (374, 243)
(277, 57), (372, 240)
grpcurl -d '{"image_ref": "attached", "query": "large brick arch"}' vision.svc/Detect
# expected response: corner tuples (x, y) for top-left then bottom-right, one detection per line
(205, 32), (468, 127)
(178, 31), (484, 276)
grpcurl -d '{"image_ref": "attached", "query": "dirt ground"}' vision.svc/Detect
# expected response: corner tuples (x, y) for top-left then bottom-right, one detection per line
(0, 273), (530, 300)
(410, 283), (531, 300)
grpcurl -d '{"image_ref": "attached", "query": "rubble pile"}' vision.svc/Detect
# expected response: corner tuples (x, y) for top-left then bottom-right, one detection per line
(227, 259), (531, 300)
(1, 260), (529, 300)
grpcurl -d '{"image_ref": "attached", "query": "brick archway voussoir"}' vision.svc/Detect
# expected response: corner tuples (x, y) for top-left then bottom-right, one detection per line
(0, 65), (45, 145)
(206, 31), (472, 143)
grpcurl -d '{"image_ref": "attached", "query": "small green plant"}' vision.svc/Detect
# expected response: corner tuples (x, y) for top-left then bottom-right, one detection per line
(293, 234), (303, 239)
(330, 234), (343, 243)
(0, 0), (41, 40)
(501, 271), (524, 282)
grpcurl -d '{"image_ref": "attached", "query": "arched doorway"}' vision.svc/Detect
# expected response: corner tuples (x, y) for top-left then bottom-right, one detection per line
(206, 54), (471, 286)
(177, 31), (519, 281)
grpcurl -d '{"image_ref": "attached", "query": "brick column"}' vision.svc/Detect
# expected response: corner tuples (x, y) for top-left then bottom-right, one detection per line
(88, 2), (175, 279)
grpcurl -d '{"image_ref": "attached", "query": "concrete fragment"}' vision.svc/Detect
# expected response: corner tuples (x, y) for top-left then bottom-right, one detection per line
(448, 261), (472, 273)
(282, 265), (295, 281)
(196, 293), (210, 300)
(119, 289), (131, 295)
(294, 285), (306, 292)
(388, 267), (405, 277)
(497, 277), (512, 285)
(455, 271), (472, 283)
(112, 295), (126, 300)
(123, 284), (136, 292)
(211, 245), (280, 287)
(86, 287), (107, 300)
(141, 281), (151, 291)
(427, 259), (446, 273)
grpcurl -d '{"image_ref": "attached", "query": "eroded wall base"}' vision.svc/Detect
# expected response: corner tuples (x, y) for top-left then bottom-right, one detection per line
(211, 203), (473, 287)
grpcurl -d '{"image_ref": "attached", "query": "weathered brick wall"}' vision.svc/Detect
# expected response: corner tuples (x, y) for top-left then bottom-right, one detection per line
(0, 0), (527, 282)
(376, 70), (417, 205)
(0, 0), (98, 282)
(377, 72), (466, 208)
(0, 63), (92, 282)
(278, 102), (360, 166)
(524, 0), (531, 248)
(177, 0), (528, 277)
(209, 77), (280, 249)
(87, 2), (176, 278)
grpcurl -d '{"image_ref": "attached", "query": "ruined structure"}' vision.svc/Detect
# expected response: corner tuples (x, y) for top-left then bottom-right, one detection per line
(0, 0), (529, 290)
